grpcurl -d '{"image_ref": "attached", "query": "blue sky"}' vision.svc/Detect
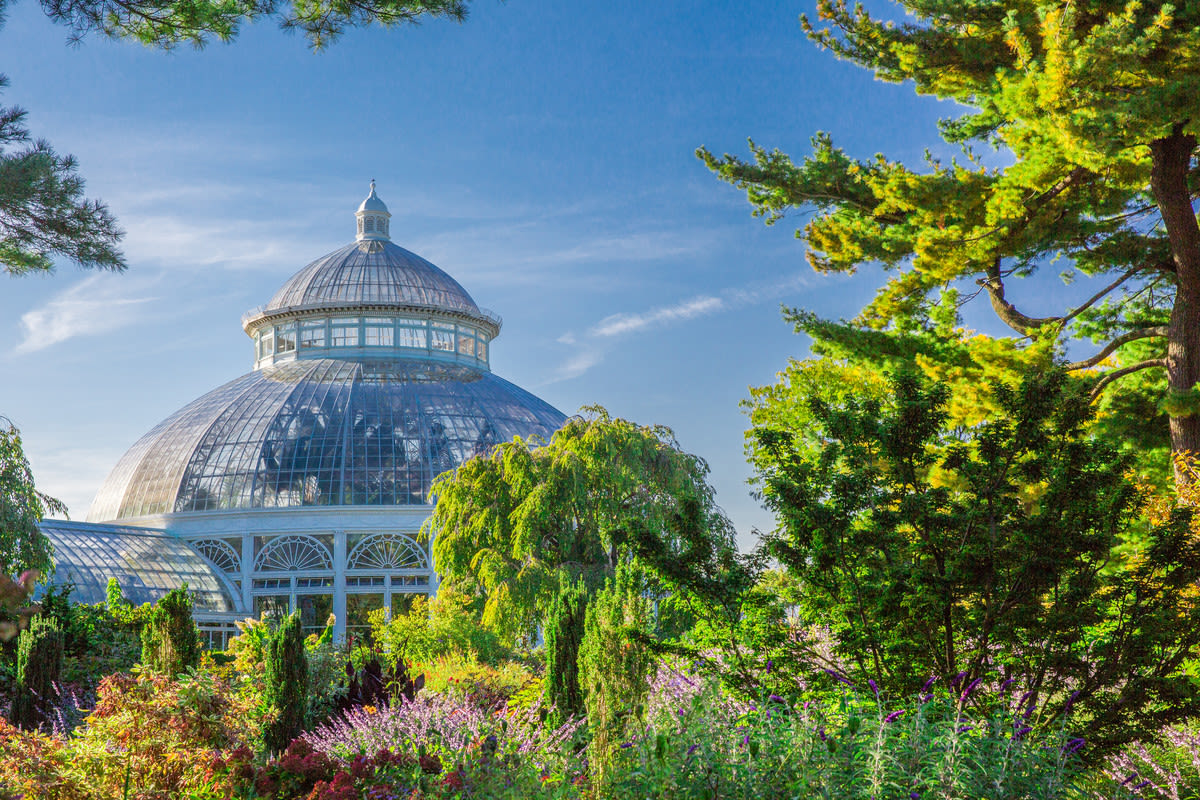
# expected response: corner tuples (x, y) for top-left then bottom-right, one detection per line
(0, 0), (1088, 545)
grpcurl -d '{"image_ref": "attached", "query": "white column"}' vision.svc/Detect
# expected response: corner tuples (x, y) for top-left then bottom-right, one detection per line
(333, 529), (347, 642)
(241, 532), (254, 614)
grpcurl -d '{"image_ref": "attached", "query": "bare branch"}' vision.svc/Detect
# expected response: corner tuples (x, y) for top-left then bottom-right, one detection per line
(1057, 265), (1156, 331)
(1089, 359), (1168, 401)
(1065, 327), (1168, 371)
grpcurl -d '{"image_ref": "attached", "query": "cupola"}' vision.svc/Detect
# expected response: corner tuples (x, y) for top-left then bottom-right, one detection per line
(356, 180), (391, 242)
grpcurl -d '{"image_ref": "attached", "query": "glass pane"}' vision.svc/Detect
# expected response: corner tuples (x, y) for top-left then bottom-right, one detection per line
(331, 319), (359, 347)
(300, 321), (326, 348)
(276, 323), (296, 353)
(457, 333), (474, 356)
(254, 594), (291, 619)
(365, 326), (394, 347)
(391, 592), (421, 618)
(398, 327), (427, 349)
(431, 330), (454, 351)
(346, 593), (384, 642)
(297, 593), (333, 634)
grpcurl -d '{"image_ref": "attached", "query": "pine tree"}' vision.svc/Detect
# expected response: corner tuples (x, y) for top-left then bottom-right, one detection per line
(543, 576), (587, 724)
(701, 1), (1200, 486)
(10, 614), (63, 730)
(140, 587), (200, 675)
(262, 611), (308, 753)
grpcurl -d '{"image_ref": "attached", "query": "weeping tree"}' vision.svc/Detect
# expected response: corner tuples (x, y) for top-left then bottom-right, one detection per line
(424, 406), (736, 646)
(701, 0), (1200, 486)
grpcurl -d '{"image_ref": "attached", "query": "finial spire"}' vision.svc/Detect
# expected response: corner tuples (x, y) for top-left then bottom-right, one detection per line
(356, 180), (391, 242)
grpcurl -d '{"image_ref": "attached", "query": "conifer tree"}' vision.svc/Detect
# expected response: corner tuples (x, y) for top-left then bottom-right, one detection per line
(543, 576), (587, 724)
(140, 587), (200, 675)
(262, 611), (308, 753)
(10, 614), (63, 730)
(702, 1), (1200, 485)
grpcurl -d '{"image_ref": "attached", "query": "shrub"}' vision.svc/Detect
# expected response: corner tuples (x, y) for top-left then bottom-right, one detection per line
(140, 587), (201, 676)
(262, 611), (308, 754)
(579, 561), (654, 788)
(65, 666), (261, 798)
(616, 666), (1088, 799)
(544, 576), (587, 724)
(0, 717), (82, 798)
(10, 614), (63, 730)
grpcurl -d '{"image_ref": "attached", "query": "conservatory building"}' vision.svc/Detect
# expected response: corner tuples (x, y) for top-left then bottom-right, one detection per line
(44, 184), (566, 644)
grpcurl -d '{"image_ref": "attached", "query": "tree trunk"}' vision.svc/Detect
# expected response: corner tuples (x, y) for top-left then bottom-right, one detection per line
(1150, 130), (1200, 485)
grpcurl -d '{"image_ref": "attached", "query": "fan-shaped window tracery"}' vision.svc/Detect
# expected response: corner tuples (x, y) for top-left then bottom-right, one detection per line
(254, 534), (333, 572)
(191, 538), (241, 573)
(347, 533), (428, 570)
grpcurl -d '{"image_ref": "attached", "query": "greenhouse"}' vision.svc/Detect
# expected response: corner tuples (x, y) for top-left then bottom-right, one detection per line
(46, 183), (567, 642)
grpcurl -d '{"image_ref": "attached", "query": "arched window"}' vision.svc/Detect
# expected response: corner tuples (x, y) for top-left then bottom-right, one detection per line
(254, 534), (333, 572)
(347, 533), (428, 570)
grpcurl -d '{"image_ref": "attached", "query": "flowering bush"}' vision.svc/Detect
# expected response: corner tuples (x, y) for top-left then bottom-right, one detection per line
(65, 665), (262, 798)
(610, 666), (1088, 799)
(1090, 724), (1200, 799)
(0, 717), (82, 799)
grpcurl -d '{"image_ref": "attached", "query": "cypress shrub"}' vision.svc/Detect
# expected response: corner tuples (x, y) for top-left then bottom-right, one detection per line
(544, 576), (587, 724)
(11, 614), (63, 730)
(140, 587), (200, 675)
(262, 611), (308, 753)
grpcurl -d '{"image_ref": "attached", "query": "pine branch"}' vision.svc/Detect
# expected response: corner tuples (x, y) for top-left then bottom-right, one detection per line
(1065, 327), (1168, 371)
(1089, 359), (1169, 401)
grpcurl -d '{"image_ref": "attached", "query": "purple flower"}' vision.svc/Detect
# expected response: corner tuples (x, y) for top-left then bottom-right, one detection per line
(999, 678), (1016, 691)
(921, 676), (938, 693)
(949, 671), (967, 689)
(1120, 772), (1139, 786)
(868, 679), (879, 698)
(765, 659), (773, 673)
(818, 727), (827, 741)
(769, 694), (785, 703)
(824, 668), (853, 688)
(620, 742), (634, 749)
(884, 710), (905, 724)
(749, 703), (757, 711)
(959, 677), (984, 702)
(742, 734), (751, 748)
(956, 725), (972, 734)
(1062, 737), (1085, 755)
(686, 744), (699, 757)
(1064, 690), (1081, 713)
(1012, 725), (1033, 739)
(910, 793), (919, 799)
(1133, 780), (1152, 790)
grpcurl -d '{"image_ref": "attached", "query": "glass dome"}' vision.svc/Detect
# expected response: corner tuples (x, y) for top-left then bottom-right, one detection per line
(88, 359), (565, 521)
(259, 240), (481, 317)
(38, 519), (235, 611)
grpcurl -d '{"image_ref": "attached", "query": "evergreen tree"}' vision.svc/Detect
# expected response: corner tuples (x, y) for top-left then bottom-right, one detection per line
(543, 576), (587, 724)
(702, 1), (1200, 486)
(753, 368), (1200, 750)
(579, 563), (654, 787)
(10, 614), (63, 730)
(262, 611), (308, 753)
(140, 587), (200, 675)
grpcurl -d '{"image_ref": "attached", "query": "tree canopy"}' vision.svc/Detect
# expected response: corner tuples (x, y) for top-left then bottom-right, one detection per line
(751, 368), (1200, 750)
(0, 419), (61, 579)
(701, 0), (1200, 485)
(423, 407), (736, 645)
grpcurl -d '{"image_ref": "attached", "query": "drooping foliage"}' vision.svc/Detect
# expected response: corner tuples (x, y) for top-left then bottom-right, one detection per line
(140, 586), (201, 676)
(579, 561), (655, 788)
(543, 576), (587, 724)
(0, 419), (60, 578)
(752, 367), (1200, 750)
(425, 406), (735, 645)
(701, 1), (1200, 486)
(10, 613), (63, 730)
(262, 611), (309, 754)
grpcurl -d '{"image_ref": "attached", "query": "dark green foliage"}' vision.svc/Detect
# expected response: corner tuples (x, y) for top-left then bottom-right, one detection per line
(543, 576), (587, 723)
(754, 368), (1200, 751)
(140, 587), (201, 676)
(0, 82), (124, 275)
(10, 614), (63, 730)
(262, 611), (309, 753)
(0, 419), (61, 577)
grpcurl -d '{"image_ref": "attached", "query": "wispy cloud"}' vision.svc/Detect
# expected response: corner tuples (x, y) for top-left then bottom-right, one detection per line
(15, 275), (157, 354)
(546, 273), (811, 383)
(591, 295), (725, 338)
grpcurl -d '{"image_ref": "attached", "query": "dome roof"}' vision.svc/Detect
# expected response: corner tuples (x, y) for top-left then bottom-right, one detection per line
(260, 240), (481, 317)
(88, 359), (565, 521)
(357, 182), (389, 213)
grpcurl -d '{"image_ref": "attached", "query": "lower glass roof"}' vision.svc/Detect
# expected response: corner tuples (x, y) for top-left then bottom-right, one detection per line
(38, 519), (235, 611)
(88, 358), (566, 521)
